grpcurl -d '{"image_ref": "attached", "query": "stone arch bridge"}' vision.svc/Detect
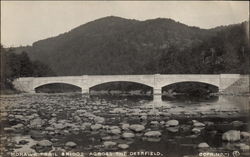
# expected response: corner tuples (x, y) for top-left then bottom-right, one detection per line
(13, 74), (249, 95)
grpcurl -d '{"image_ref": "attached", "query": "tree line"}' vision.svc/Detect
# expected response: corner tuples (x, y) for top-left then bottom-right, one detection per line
(0, 45), (54, 92)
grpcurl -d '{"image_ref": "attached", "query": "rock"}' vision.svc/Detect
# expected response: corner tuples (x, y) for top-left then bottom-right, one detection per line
(193, 122), (205, 127)
(143, 137), (161, 142)
(103, 141), (117, 148)
(12, 123), (24, 132)
(180, 125), (191, 132)
(192, 128), (201, 134)
(198, 142), (210, 148)
(122, 132), (135, 138)
(91, 124), (103, 131)
(241, 132), (250, 139)
(94, 116), (105, 124)
(110, 129), (121, 135)
(74, 116), (82, 122)
(65, 142), (77, 148)
(240, 144), (250, 152)
(140, 115), (147, 120)
(222, 130), (241, 142)
(19, 140), (29, 145)
(76, 109), (86, 114)
(167, 127), (179, 133)
(121, 124), (130, 130)
(81, 122), (91, 128)
(30, 130), (45, 140)
(118, 144), (129, 149)
(166, 120), (179, 127)
(12, 123), (24, 129)
(231, 121), (244, 127)
(150, 121), (159, 125)
(110, 126), (120, 130)
(45, 127), (54, 131)
(30, 118), (44, 128)
(129, 124), (145, 132)
(204, 121), (214, 126)
(15, 115), (25, 120)
(53, 123), (65, 130)
(144, 131), (161, 137)
(101, 136), (112, 141)
(112, 108), (127, 114)
(4, 127), (14, 132)
(160, 121), (165, 125)
(37, 140), (52, 147)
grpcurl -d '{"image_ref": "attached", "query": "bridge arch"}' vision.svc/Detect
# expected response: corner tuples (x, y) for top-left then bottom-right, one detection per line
(161, 81), (219, 95)
(89, 81), (153, 95)
(33, 82), (83, 93)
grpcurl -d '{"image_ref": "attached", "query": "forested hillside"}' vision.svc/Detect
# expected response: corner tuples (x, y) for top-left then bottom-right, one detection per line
(12, 16), (250, 75)
(0, 45), (54, 92)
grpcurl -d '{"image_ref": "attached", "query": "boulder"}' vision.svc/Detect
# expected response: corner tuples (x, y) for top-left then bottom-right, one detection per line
(129, 124), (145, 132)
(166, 120), (179, 127)
(12, 123), (24, 129)
(193, 122), (205, 127)
(240, 131), (250, 139)
(118, 144), (129, 149)
(103, 141), (117, 148)
(222, 130), (240, 142)
(240, 144), (250, 152)
(167, 127), (179, 133)
(30, 130), (45, 140)
(144, 131), (162, 137)
(110, 128), (121, 135)
(90, 124), (103, 131)
(121, 124), (130, 130)
(94, 117), (105, 124)
(65, 142), (77, 148)
(37, 140), (52, 147)
(101, 136), (112, 141)
(53, 123), (65, 130)
(30, 118), (44, 128)
(122, 132), (135, 138)
(150, 121), (159, 125)
(192, 128), (202, 134)
(231, 121), (244, 127)
(198, 142), (210, 148)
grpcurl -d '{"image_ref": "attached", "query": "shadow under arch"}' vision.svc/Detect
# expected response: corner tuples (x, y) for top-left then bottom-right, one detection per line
(161, 81), (219, 102)
(35, 83), (82, 93)
(89, 81), (153, 96)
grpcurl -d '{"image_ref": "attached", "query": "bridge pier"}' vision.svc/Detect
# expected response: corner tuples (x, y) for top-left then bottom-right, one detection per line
(153, 88), (161, 95)
(29, 90), (36, 94)
(81, 88), (89, 94)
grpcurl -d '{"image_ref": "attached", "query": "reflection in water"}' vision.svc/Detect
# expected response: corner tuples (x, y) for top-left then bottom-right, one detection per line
(89, 93), (249, 114)
(90, 94), (153, 101)
(162, 94), (219, 103)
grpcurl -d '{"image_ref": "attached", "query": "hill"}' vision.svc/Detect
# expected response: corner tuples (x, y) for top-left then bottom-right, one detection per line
(12, 16), (250, 75)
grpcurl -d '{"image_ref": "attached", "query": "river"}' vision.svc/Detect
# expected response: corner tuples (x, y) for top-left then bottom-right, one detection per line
(0, 94), (249, 157)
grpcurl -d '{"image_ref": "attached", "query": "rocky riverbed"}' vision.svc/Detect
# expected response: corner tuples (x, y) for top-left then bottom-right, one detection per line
(0, 93), (249, 157)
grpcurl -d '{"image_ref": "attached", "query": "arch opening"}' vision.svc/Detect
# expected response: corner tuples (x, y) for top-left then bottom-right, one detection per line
(162, 81), (219, 101)
(35, 83), (82, 93)
(89, 81), (153, 96)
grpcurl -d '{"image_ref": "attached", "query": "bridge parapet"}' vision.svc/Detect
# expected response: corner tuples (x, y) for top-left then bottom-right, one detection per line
(12, 74), (248, 95)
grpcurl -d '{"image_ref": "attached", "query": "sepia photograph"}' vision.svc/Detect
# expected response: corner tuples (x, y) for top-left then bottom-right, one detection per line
(0, 1), (249, 157)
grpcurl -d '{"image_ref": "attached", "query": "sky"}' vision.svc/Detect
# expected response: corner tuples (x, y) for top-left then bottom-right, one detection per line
(1, 1), (249, 47)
